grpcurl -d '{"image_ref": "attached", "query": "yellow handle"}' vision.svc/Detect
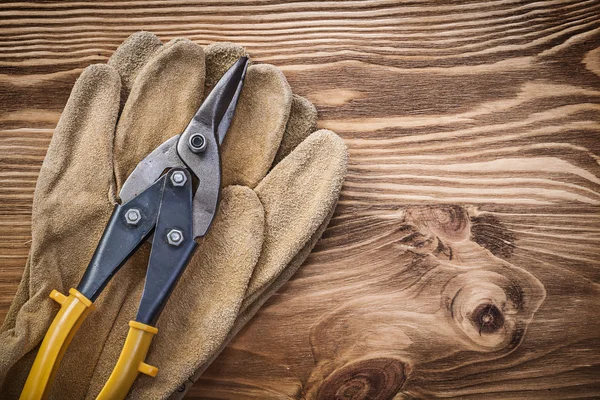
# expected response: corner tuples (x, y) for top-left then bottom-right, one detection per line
(96, 320), (158, 400)
(20, 288), (94, 400)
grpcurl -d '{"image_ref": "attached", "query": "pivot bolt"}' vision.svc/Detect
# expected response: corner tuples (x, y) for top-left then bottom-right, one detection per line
(171, 171), (187, 187)
(188, 133), (207, 153)
(125, 208), (141, 225)
(167, 229), (184, 246)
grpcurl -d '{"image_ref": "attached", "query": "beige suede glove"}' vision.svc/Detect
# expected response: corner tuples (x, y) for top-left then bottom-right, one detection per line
(0, 32), (347, 399)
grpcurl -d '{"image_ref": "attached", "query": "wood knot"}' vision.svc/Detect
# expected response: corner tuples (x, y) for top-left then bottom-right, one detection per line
(472, 303), (505, 334)
(406, 205), (470, 243)
(316, 358), (406, 400)
(444, 271), (532, 350)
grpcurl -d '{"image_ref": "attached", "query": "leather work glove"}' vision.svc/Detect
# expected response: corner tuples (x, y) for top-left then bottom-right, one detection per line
(0, 31), (347, 399)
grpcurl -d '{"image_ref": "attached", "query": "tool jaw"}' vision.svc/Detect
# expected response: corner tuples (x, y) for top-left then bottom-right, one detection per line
(176, 56), (248, 238)
(121, 57), (249, 239)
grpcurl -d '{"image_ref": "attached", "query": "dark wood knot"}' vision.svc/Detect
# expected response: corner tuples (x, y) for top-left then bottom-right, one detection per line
(405, 205), (470, 242)
(472, 303), (505, 334)
(316, 358), (406, 400)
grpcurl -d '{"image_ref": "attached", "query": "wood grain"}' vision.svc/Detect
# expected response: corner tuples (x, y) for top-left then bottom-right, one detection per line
(1, 1), (599, 399)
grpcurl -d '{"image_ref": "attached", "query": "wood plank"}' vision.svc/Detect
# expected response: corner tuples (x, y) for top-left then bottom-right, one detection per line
(0, 1), (599, 398)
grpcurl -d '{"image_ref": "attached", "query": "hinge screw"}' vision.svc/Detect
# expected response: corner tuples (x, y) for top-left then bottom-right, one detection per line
(125, 208), (141, 225)
(167, 229), (184, 246)
(171, 171), (187, 187)
(188, 133), (207, 153)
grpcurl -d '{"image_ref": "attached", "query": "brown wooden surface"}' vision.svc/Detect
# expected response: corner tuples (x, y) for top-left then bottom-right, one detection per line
(1, 1), (600, 399)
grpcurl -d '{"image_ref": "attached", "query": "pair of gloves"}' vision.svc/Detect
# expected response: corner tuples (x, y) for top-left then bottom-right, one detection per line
(0, 32), (347, 399)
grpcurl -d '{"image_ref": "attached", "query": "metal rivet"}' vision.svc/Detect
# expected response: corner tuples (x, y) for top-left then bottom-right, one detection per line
(170, 171), (187, 187)
(167, 229), (184, 246)
(125, 208), (141, 225)
(188, 133), (207, 153)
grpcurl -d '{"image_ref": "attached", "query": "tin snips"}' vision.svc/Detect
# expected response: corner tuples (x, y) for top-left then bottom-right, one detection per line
(20, 57), (249, 400)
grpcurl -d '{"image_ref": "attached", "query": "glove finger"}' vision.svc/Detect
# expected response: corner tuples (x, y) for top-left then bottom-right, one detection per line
(204, 42), (248, 92)
(113, 38), (205, 194)
(246, 130), (348, 304)
(85, 186), (264, 399)
(272, 94), (318, 166)
(239, 203), (334, 316)
(108, 31), (164, 108)
(0, 64), (121, 387)
(32, 64), (120, 235)
(221, 63), (292, 188)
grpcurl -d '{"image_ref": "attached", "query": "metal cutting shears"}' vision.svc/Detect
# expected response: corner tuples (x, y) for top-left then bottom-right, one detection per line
(20, 57), (249, 400)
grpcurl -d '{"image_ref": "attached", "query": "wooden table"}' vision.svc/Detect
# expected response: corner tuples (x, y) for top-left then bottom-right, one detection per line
(1, 1), (599, 399)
